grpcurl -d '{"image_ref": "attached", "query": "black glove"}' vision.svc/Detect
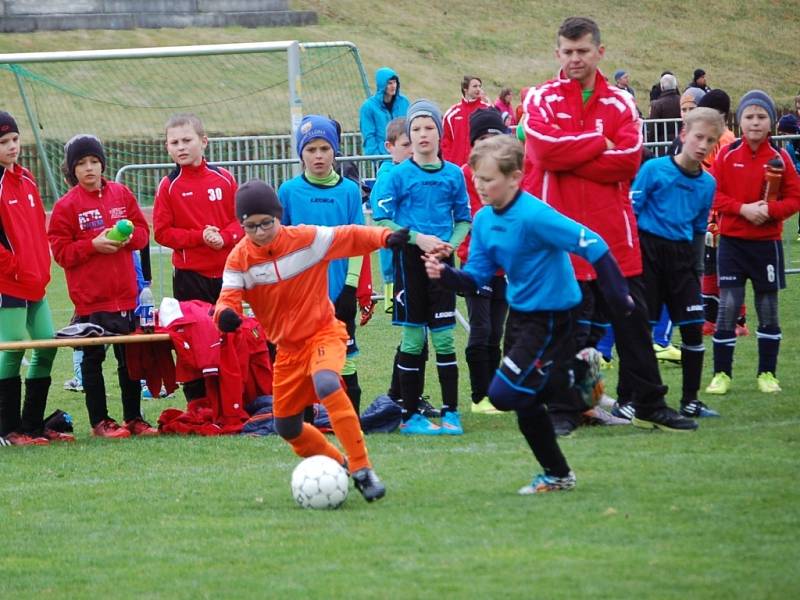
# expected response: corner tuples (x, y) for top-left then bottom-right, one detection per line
(385, 228), (410, 249)
(335, 284), (358, 323)
(218, 308), (242, 333)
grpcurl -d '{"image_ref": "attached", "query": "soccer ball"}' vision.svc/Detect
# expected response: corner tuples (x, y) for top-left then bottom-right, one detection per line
(291, 455), (349, 509)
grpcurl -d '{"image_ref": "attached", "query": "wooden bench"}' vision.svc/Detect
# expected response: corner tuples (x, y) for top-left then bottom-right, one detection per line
(0, 333), (170, 352)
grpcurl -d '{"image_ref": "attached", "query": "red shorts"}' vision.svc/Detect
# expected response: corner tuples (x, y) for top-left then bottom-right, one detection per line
(271, 320), (348, 418)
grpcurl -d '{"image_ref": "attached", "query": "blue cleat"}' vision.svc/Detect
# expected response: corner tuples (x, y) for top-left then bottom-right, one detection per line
(399, 413), (441, 436)
(518, 471), (576, 495)
(440, 411), (464, 435)
(680, 400), (720, 418)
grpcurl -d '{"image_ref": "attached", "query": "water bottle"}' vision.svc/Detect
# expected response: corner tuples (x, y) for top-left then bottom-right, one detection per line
(107, 219), (134, 242)
(762, 158), (784, 203)
(138, 285), (155, 333)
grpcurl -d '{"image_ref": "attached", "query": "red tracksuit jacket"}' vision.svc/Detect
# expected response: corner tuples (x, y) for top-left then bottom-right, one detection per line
(712, 138), (800, 241)
(48, 180), (150, 315)
(441, 97), (491, 166)
(522, 69), (643, 280)
(153, 160), (242, 278)
(0, 164), (50, 301)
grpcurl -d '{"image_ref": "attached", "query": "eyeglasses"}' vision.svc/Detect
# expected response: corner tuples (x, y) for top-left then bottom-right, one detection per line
(242, 218), (276, 233)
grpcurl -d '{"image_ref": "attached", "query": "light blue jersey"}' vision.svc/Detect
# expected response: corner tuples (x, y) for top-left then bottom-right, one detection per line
(631, 156), (716, 242)
(372, 158), (471, 240)
(278, 175), (364, 300)
(465, 191), (609, 312)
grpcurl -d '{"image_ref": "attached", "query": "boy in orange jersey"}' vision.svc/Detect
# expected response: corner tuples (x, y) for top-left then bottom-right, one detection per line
(214, 180), (409, 502)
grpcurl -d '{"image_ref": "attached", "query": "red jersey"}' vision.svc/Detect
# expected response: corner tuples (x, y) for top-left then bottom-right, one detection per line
(522, 69), (643, 280)
(442, 97), (491, 166)
(0, 164), (50, 301)
(153, 160), (242, 278)
(48, 180), (150, 315)
(216, 224), (389, 352)
(712, 138), (800, 241)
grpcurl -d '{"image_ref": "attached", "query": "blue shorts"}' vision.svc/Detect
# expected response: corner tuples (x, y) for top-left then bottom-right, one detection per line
(717, 236), (785, 293)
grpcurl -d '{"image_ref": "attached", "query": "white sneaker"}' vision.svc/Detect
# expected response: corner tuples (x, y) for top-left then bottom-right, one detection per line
(63, 378), (83, 393)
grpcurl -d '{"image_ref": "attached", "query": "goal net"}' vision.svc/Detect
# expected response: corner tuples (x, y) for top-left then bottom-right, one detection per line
(0, 41), (370, 205)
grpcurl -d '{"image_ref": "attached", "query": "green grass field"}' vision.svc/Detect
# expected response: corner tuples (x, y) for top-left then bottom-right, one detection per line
(2, 238), (799, 598)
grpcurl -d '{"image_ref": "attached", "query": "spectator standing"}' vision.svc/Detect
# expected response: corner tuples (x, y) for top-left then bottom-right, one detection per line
(359, 67), (409, 160)
(649, 73), (682, 145)
(494, 87), (517, 126)
(687, 69), (711, 93)
(705, 91), (800, 396)
(442, 75), (491, 166)
(522, 16), (697, 432)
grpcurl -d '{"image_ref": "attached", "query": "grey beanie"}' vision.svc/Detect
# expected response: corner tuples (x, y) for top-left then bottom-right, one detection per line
(405, 99), (443, 138)
(736, 90), (776, 126)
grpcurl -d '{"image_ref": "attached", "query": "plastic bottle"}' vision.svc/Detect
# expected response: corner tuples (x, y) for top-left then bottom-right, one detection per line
(762, 158), (784, 202)
(107, 219), (134, 242)
(138, 285), (155, 333)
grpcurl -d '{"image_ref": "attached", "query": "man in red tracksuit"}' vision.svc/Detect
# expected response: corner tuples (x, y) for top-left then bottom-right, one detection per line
(522, 16), (697, 432)
(441, 75), (491, 166)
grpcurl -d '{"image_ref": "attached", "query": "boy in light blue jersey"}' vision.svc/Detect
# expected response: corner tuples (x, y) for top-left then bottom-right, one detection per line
(631, 107), (724, 418)
(279, 115), (367, 414)
(373, 99), (472, 435)
(426, 135), (633, 494)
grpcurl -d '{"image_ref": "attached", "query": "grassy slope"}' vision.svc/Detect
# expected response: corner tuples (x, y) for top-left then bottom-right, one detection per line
(0, 0), (797, 115)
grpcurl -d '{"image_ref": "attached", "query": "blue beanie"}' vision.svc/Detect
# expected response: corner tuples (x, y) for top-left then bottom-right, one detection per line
(778, 114), (799, 135)
(405, 99), (443, 138)
(296, 115), (339, 157)
(736, 90), (776, 126)
(613, 69), (626, 82)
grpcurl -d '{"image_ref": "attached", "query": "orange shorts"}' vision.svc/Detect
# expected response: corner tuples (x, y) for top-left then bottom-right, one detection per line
(272, 320), (348, 418)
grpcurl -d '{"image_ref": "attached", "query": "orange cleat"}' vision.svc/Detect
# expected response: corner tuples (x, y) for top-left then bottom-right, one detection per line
(92, 419), (131, 439)
(124, 418), (159, 437)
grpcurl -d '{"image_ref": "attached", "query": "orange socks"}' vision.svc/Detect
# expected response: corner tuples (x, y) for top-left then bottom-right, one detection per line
(286, 423), (343, 466)
(321, 388), (370, 472)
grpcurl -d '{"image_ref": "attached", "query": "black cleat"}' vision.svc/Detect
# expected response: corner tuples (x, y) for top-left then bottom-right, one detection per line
(632, 406), (699, 431)
(418, 396), (441, 419)
(352, 467), (386, 502)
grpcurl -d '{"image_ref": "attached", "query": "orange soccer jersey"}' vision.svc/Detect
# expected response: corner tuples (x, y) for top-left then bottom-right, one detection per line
(215, 224), (389, 352)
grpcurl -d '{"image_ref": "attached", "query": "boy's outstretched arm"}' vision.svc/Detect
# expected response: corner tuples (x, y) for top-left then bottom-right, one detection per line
(591, 252), (635, 316)
(424, 252), (479, 296)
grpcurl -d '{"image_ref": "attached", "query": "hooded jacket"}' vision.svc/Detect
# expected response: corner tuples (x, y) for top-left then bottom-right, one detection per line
(522, 69), (643, 280)
(0, 164), (50, 301)
(359, 67), (410, 157)
(48, 179), (150, 315)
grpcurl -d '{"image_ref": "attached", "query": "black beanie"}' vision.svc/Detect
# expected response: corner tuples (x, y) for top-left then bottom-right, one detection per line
(0, 111), (19, 136)
(469, 107), (508, 146)
(65, 134), (106, 178)
(697, 89), (731, 118)
(236, 179), (283, 221)
(693, 68), (706, 81)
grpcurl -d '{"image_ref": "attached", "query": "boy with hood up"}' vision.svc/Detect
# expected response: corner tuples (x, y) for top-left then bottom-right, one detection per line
(359, 67), (410, 160)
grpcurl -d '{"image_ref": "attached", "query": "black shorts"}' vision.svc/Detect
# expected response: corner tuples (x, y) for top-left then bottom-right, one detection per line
(717, 235), (785, 293)
(0, 293), (30, 308)
(640, 231), (704, 325)
(393, 245), (456, 330)
(173, 268), (223, 304)
(498, 309), (576, 396)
